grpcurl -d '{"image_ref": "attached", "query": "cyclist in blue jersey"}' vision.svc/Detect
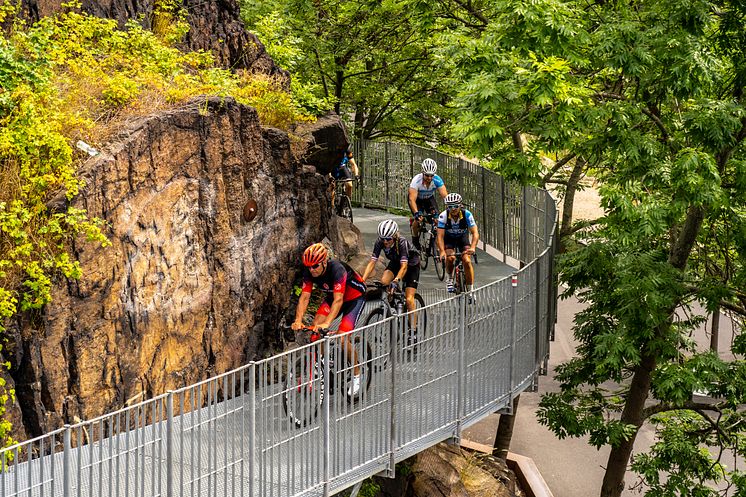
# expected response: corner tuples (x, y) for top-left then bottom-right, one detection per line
(408, 158), (448, 249)
(436, 193), (480, 293)
(331, 148), (359, 202)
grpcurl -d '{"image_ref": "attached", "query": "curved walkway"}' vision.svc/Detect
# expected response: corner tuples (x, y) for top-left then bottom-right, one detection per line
(0, 141), (558, 497)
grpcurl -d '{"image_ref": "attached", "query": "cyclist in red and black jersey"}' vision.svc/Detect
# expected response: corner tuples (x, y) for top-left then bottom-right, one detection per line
(292, 243), (365, 394)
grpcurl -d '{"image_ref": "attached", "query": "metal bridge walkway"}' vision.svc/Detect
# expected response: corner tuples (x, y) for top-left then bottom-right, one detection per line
(0, 140), (558, 497)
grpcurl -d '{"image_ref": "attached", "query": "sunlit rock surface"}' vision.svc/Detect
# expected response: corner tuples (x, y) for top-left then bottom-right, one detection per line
(7, 97), (341, 438)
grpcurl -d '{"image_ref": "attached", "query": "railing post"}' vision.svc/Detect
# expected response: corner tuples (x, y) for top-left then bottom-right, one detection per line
(384, 142), (390, 208)
(387, 316), (399, 478)
(323, 342), (331, 496)
(410, 145), (415, 179)
(166, 391), (174, 497)
(509, 274), (518, 393)
(458, 158), (464, 195)
(481, 167), (488, 251)
(534, 257), (543, 388)
(520, 186), (529, 263)
(500, 178), (507, 262)
(358, 140), (365, 208)
(455, 294), (466, 442)
(249, 364), (256, 497)
(63, 425), (71, 497)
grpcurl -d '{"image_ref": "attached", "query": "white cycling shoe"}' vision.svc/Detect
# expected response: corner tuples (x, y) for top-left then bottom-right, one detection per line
(348, 374), (361, 396)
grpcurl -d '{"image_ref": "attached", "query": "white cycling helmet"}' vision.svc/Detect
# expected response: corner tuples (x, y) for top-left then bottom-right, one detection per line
(377, 219), (399, 238)
(421, 158), (437, 175)
(445, 192), (462, 206)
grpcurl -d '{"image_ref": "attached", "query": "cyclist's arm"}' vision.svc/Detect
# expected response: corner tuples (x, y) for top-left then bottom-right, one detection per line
(408, 188), (419, 215)
(293, 290), (311, 329)
(437, 185), (448, 199)
(468, 225), (480, 255)
(361, 259), (377, 281)
(349, 158), (359, 177)
(319, 292), (344, 329)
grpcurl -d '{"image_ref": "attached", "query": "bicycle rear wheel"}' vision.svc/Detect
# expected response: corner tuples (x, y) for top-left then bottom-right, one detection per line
(363, 306), (391, 371)
(338, 195), (353, 223)
(283, 354), (324, 428)
(406, 293), (427, 360)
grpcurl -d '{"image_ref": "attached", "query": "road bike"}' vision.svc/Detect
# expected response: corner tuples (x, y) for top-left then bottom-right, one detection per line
(415, 212), (446, 280)
(332, 178), (357, 223)
(282, 326), (372, 428)
(362, 281), (427, 366)
(443, 249), (478, 295)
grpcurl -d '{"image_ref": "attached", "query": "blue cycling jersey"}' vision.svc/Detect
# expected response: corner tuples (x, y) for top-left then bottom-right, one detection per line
(409, 173), (445, 199)
(437, 209), (477, 237)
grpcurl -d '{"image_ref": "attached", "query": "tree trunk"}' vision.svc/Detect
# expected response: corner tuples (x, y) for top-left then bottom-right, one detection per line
(559, 158), (587, 253)
(333, 59), (345, 114)
(600, 354), (656, 497)
(601, 205), (704, 497)
(492, 395), (520, 460)
(710, 307), (720, 352)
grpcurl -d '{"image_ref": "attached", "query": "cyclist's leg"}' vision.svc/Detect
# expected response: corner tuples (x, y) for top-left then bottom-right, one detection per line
(313, 301), (332, 327)
(344, 180), (353, 198)
(461, 234), (474, 287)
(337, 298), (366, 375)
(403, 264), (420, 328)
(380, 268), (395, 285)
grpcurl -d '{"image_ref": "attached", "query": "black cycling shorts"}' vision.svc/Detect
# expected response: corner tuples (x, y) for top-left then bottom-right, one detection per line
(444, 233), (471, 252)
(415, 196), (438, 215)
(384, 260), (420, 289)
(332, 165), (353, 181)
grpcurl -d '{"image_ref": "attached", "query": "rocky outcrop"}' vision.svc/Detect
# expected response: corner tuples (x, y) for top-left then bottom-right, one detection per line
(6, 97), (342, 438)
(409, 443), (519, 497)
(291, 114), (351, 174)
(14, 0), (287, 82)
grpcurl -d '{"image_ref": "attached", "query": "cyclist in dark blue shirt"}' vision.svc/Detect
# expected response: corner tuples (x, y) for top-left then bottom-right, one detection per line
(331, 148), (359, 202)
(436, 193), (480, 293)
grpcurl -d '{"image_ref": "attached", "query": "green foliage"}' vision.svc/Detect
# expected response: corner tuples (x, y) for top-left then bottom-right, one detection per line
(0, 2), (316, 447)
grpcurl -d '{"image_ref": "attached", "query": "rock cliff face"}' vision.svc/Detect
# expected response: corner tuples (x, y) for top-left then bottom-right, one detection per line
(6, 97), (339, 438)
(15, 0), (286, 81)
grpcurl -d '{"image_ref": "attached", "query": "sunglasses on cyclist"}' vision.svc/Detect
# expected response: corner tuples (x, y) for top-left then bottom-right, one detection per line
(309, 262), (324, 269)
(423, 174), (434, 178)
(447, 204), (461, 210)
(381, 237), (394, 242)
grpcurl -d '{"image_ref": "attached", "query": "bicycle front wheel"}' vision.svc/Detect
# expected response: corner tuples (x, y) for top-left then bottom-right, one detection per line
(283, 354), (324, 429)
(454, 268), (466, 295)
(419, 231), (429, 270)
(435, 254), (446, 281)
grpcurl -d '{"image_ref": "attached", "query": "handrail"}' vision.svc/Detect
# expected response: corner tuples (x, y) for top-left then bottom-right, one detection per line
(0, 140), (558, 497)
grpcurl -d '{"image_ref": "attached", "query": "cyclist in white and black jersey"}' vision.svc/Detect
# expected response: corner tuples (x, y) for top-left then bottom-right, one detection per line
(436, 193), (480, 293)
(361, 220), (421, 316)
(408, 158), (448, 249)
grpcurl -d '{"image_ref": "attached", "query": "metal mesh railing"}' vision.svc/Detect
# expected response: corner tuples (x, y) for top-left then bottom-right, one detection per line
(0, 140), (558, 497)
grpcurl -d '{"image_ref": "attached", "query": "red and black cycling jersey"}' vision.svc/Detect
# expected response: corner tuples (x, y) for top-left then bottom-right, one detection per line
(301, 260), (366, 302)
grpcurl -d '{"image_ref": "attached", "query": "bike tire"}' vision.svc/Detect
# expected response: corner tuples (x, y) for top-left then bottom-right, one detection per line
(339, 196), (353, 223)
(283, 354), (323, 429)
(406, 293), (427, 360)
(364, 307), (391, 371)
(454, 268), (465, 295)
(435, 254), (446, 281)
(346, 335), (373, 402)
(419, 231), (429, 270)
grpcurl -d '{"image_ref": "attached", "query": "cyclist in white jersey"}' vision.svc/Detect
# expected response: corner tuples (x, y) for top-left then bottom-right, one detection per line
(408, 158), (448, 249)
